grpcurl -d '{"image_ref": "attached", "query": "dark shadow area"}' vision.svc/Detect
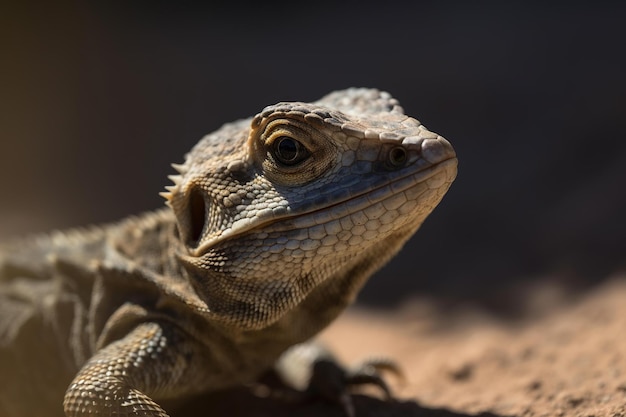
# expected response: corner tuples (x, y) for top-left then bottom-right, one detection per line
(169, 388), (507, 417)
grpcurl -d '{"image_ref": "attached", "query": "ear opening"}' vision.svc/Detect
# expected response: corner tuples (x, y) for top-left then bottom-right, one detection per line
(187, 186), (207, 247)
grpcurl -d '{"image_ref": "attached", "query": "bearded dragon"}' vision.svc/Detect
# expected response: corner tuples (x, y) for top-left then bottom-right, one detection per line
(0, 88), (457, 417)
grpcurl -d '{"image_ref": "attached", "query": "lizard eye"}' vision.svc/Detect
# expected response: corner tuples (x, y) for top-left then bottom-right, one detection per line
(271, 136), (310, 166)
(388, 146), (408, 167)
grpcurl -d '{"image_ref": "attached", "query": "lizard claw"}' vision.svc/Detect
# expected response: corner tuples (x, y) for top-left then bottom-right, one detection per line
(274, 343), (403, 416)
(345, 357), (405, 400)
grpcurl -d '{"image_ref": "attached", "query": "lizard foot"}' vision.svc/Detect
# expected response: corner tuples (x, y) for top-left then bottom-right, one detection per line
(271, 343), (403, 417)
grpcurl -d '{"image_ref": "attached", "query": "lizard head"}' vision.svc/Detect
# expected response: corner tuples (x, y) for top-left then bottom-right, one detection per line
(162, 88), (457, 330)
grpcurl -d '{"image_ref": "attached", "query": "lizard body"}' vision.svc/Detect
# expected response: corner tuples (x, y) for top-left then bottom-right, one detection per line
(0, 88), (457, 416)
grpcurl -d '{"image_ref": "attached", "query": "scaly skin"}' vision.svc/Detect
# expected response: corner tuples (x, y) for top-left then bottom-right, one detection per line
(0, 88), (457, 417)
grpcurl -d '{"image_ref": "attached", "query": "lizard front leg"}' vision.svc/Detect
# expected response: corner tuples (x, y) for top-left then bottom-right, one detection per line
(63, 321), (198, 417)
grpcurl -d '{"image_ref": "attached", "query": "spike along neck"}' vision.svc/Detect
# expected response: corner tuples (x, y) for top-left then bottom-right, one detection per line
(159, 163), (187, 202)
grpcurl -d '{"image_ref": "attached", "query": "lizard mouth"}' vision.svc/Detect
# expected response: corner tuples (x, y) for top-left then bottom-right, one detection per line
(263, 157), (458, 235)
(192, 156), (457, 256)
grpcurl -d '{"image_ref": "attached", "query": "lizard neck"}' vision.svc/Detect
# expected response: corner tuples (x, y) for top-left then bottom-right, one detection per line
(248, 227), (416, 343)
(109, 208), (183, 277)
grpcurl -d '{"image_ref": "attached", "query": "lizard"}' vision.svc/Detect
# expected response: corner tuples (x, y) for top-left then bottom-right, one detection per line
(0, 88), (457, 417)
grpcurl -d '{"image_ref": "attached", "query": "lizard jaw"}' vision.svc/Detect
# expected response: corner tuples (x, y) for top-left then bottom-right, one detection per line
(191, 156), (457, 257)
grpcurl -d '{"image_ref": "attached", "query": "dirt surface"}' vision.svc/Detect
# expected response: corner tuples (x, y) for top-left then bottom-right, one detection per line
(174, 276), (626, 417)
(317, 276), (626, 417)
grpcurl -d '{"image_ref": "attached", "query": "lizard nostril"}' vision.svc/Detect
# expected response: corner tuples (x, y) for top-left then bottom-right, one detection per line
(187, 187), (207, 247)
(388, 146), (408, 168)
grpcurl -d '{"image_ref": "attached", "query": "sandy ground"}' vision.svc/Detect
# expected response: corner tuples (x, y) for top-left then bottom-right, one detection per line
(320, 276), (626, 417)
(172, 275), (626, 417)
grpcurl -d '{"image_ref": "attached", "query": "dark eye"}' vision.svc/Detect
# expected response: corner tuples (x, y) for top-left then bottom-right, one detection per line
(272, 136), (310, 166)
(388, 146), (407, 167)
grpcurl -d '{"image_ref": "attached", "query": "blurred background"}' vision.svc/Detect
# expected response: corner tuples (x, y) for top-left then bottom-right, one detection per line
(1, 2), (625, 313)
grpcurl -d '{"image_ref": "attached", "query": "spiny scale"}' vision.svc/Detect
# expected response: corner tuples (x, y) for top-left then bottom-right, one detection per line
(171, 163), (187, 174)
(167, 175), (183, 184)
(159, 174), (182, 202)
